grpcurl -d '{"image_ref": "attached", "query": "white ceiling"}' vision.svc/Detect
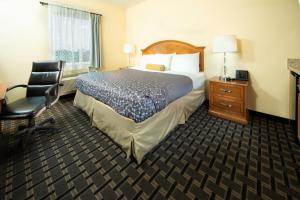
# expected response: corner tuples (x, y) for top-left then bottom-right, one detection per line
(101, 0), (146, 7)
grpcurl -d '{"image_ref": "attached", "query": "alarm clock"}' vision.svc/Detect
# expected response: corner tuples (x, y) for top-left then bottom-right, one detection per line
(236, 70), (249, 81)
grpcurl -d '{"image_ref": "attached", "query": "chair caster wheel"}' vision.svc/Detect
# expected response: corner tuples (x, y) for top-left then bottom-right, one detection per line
(49, 118), (56, 124)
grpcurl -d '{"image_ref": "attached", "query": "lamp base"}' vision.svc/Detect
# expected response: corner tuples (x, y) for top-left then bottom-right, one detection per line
(219, 76), (229, 82)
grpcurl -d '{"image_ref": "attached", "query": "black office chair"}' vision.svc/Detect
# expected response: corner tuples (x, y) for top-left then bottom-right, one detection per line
(0, 61), (64, 148)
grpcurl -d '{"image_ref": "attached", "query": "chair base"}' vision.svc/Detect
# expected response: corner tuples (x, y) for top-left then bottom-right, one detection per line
(22, 117), (56, 148)
(0, 117), (57, 151)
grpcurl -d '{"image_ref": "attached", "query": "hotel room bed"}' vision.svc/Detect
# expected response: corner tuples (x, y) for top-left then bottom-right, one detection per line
(73, 40), (206, 163)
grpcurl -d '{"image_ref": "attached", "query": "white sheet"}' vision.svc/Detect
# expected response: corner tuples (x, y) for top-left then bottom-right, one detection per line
(130, 66), (205, 90)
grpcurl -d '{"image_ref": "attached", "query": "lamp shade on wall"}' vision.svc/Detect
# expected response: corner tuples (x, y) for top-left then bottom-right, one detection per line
(123, 43), (134, 54)
(213, 35), (237, 53)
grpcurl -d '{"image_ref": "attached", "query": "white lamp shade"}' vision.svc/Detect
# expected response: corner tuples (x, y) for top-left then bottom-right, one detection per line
(123, 43), (133, 54)
(213, 35), (237, 53)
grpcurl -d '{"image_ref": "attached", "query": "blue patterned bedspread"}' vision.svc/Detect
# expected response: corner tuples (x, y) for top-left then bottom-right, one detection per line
(75, 69), (193, 122)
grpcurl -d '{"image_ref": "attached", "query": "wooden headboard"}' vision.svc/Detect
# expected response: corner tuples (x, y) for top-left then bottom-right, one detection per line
(141, 40), (205, 72)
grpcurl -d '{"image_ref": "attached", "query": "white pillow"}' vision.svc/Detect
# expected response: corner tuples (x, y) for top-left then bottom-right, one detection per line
(140, 54), (174, 70)
(170, 53), (200, 73)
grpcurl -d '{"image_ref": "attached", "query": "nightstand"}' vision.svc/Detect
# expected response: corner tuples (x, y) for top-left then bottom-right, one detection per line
(208, 77), (249, 124)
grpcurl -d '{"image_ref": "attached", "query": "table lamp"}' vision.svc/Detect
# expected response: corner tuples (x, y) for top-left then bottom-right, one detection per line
(123, 43), (134, 66)
(213, 35), (237, 81)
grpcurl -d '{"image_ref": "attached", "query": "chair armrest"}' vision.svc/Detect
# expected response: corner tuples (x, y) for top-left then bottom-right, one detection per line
(45, 83), (62, 108)
(7, 84), (27, 92)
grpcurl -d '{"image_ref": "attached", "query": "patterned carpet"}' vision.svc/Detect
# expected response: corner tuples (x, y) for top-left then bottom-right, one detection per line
(0, 96), (300, 200)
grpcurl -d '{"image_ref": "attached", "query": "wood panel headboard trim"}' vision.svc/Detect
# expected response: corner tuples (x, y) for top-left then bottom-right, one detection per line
(141, 40), (205, 72)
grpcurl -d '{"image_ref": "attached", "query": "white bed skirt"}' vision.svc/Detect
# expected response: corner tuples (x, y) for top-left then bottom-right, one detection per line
(73, 89), (205, 163)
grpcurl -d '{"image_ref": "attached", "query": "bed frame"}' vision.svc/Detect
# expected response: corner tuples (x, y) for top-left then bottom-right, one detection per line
(141, 40), (205, 72)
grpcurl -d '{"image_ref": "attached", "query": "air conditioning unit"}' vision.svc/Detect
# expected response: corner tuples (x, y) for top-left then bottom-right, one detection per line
(60, 76), (77, 96)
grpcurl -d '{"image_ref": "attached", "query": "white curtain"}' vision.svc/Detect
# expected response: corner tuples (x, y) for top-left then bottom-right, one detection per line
(48, 5), (92, 72)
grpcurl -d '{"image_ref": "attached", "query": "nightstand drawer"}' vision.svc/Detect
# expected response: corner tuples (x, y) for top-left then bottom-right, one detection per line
(211, 82), (243, 100)
(212, 96), (244, 115)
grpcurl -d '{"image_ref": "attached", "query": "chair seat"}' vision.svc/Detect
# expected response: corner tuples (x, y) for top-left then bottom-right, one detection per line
(1, 96), (46, 119)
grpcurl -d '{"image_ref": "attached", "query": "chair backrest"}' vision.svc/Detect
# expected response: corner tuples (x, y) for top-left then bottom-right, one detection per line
(26, 61), (63, 97)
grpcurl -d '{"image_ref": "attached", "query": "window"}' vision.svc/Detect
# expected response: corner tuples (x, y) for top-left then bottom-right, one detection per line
(48, 5), (101, 72)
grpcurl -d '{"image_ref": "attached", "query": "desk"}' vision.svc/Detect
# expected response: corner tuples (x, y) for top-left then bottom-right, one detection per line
(0, 83), (7, 131)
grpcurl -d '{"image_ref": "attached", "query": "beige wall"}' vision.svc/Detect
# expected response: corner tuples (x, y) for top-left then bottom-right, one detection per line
(126, 0), (300, 119)
(0, 0), (126, 99)
(1, 0), (300, 119)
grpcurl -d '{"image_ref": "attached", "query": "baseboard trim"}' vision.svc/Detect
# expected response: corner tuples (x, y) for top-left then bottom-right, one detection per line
(249, 110), (295, 125)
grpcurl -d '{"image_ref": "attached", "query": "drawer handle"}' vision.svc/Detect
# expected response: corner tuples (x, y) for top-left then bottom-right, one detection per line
(220, 102), (233, 108)
(221, 88), (232, 93)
